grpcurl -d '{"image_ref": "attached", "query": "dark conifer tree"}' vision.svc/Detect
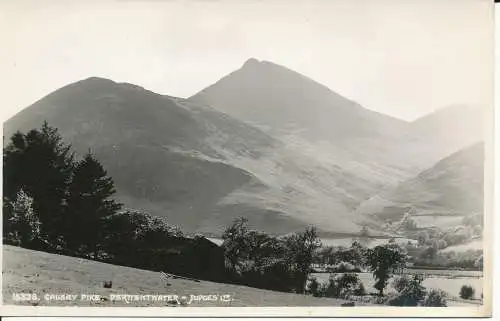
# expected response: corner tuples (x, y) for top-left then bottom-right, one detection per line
(3, 122), (74, 246)
(65, 152), (122, 258)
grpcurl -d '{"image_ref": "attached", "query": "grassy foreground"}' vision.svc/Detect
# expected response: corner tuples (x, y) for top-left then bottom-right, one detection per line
(2, 245), (362, 307)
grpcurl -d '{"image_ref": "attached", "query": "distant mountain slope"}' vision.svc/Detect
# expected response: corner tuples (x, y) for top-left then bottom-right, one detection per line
(355, 142), (484, 229)
(411, 104), (484, 160)
(4, 77), (372, 235)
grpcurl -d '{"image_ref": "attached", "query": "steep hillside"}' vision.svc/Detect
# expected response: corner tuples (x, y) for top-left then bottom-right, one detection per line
(190, 58), (445, 189)
(4, 77), (297, 233)
(355, 142), (484, 230)
(4, 77), (370, 235)
(191, 58), (409, 141)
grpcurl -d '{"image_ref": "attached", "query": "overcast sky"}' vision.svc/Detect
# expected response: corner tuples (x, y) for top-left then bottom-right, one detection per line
(0, 0), (493, 121)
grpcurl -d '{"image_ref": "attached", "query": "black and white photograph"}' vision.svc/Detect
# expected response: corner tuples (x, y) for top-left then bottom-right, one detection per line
(0, 0), (493, 317)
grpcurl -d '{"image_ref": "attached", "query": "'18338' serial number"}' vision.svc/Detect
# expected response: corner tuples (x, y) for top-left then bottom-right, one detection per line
(12, 293), (39, 301)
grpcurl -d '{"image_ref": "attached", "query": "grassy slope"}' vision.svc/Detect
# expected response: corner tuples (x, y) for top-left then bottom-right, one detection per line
(2, 245), (356, 307)
(354, 143), (484, 228)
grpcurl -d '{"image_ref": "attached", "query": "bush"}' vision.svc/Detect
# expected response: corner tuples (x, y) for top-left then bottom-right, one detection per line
(317, 273), (364, 299)
(353, 282), (366, 296)
(4, 190), (42, 247)
(391, 275), (410, 292)
(316, 278), (334, 298)
(422, 289), (447, 307)
(387, 274), (426, 306)
(459, 285), (475, 300)
(306, 276), (321, 297)
(337, 273), (361, 298)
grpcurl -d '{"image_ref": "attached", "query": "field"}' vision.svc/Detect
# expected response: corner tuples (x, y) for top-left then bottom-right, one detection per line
(440, 240), (483, 252)
(311, 270), (483, 307)
(2, 245), (362, 307)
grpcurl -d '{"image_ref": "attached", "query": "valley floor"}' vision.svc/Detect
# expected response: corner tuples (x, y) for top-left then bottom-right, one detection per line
(2, 245), (358, 307)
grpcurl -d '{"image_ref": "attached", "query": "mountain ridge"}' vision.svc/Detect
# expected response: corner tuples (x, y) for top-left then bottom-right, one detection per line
(4, 76), (373, 235)
(4, 59), (485, 237)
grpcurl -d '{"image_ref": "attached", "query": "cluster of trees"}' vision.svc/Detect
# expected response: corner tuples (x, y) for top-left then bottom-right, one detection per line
(314, 241), (366, 270)
(308, 243), (449, 306)
(306, 273), (366, 299)
(384, 210), (482, 255)
(220, 217), (321, 293)
(383, 211), (419, 233)
(313, 239), (408, 294)
(3, 123), (225, 281)
(411, 249), (483, 270)
(3, 123), (332, 289)
(404, 234), (483, 270)
(4, 122), (122, 255)
(387, 214), (484, 271)
(220, 219), (408, 297)
(387, 274), (448, 307)
(415, 225), (480, 250)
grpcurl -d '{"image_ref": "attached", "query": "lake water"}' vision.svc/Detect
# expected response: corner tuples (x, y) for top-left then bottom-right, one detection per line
(206, 237), (417, 248)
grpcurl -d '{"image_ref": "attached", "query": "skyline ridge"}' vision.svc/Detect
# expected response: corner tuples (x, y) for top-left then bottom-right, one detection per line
(6, 58), (483, 124)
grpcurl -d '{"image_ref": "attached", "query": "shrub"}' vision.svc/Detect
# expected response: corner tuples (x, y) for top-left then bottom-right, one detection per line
(4, 190), (42, 247)
(317, 273), (364, 299)
(306, 276), (321, 297)
(353, 282), (366, 296)
(374, 295), (387, 304)
(322, 276), (340, 298)
(459, 285), (475, 300)
(337, 273), (361, 298)
(422, 289), (447, 307)
(387, 274), (426, 306)
(391, 275), (410, 292)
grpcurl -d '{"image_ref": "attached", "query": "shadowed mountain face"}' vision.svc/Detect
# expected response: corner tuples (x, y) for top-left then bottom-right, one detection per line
(4, 59), (485, 236)
(355, 142), (484, 230)
(4, 77), (373, 235)
(4, 77), (297, 234)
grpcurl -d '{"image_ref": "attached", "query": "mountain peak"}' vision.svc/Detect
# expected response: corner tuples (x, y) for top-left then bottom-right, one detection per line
(79, 76), (115, 84)
(242, 57), (261, 69)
